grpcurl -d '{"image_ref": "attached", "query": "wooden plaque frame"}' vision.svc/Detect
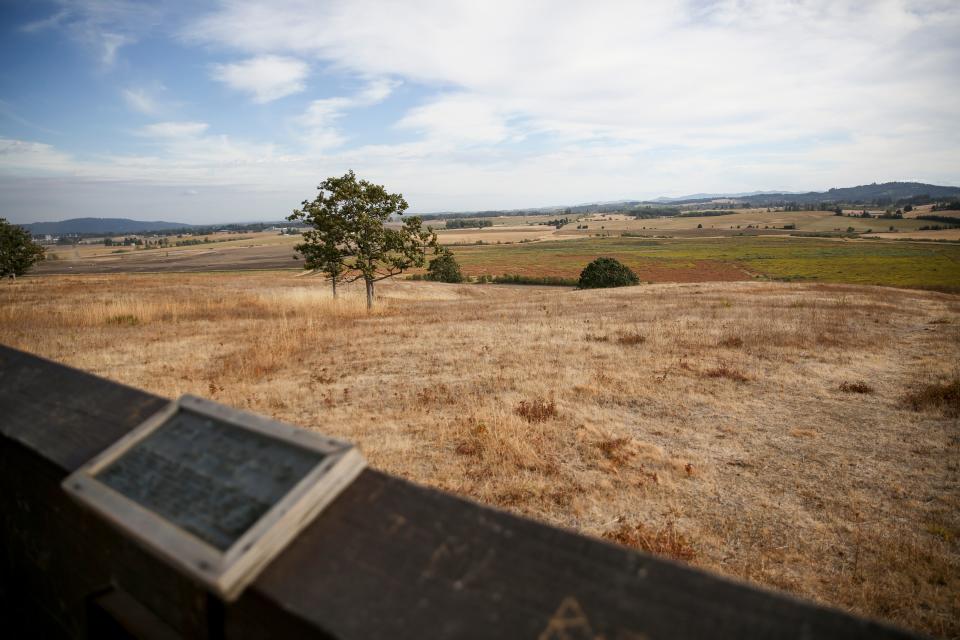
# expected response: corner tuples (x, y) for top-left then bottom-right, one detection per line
(62, 394), (365, 601)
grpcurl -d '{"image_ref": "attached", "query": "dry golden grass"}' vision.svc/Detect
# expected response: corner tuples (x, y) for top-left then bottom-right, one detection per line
(2, 273), (959, 637)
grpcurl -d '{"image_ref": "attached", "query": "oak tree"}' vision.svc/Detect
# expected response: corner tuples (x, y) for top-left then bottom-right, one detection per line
(0, 218), (45, 280)
(289, 171), (437, 309)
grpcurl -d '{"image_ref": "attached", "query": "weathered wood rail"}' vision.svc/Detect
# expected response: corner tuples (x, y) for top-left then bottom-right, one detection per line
(0, 345), (921, 639)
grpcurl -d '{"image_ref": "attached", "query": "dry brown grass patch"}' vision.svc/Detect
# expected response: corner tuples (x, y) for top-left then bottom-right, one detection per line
(902, 378), (960, 417)
(597, 437), (634, 467)
(839, 380), (875, 394)
(616, 331), (646, 346)
(718, 335), (744, 348)
(703, 363), (751, 383)
(515, 397), (557, 423)
(603, 521), (697, 562)
(4, 276), (959, 638)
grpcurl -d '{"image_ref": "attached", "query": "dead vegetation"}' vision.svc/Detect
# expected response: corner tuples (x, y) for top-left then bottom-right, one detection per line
(1, 274), (959, 638)
(603, 520), (697, 562)
(902, 378), (960, 417)
(839, 380), (875, 394)
(703, 362), (751, 383)
(515, 398), (558, 423)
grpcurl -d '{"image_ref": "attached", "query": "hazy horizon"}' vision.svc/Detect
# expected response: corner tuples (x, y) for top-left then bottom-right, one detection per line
(2, 1), (959, 224)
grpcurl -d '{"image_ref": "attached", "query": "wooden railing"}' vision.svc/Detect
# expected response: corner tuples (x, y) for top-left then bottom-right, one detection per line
(0, 345), (919, 639)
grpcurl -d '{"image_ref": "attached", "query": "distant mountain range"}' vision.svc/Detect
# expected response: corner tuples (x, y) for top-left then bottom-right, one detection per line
(650, 190), (801, 203)
(649, 182), (960, 206)
(23, 217), (193, 235)
(16, 182), (960, 231)
(420, 182), (960, 218)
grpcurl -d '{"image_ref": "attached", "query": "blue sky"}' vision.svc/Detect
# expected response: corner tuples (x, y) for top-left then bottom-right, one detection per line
(1, 0), (959, 224)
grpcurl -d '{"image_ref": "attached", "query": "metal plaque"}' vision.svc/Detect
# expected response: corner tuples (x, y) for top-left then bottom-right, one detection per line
(63, 395), (365, 600)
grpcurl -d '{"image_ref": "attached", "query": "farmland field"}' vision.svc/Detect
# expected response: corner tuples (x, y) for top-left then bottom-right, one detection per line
(2, 274), (958, 637)
(37, 233), (960, 292)
(452, 236), (960, 290)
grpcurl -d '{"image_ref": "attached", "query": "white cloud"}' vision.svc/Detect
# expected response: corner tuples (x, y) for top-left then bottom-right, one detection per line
(297, 78), (399, 151)
(138, 121), (209, 138)
(396, 94), (510, 145)
(99, 32), (131, 66)
(6, 0), (960, 221)
(21, 1), (165, 68)
(212, 55), (309, 103)
(0, 138), (75, 174)
(122, 87), (160, 115)
(185, 0), (960, 161)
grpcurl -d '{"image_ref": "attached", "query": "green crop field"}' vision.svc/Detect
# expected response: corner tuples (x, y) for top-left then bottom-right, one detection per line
(450, 236), (960, 290)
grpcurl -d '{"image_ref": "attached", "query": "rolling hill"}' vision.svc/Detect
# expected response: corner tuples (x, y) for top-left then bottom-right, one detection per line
(23, 218), (193, 235)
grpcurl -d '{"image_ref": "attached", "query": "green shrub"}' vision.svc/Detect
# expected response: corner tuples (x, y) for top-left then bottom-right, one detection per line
(577, 257), (639, 289)
(425, 250), (464, 283)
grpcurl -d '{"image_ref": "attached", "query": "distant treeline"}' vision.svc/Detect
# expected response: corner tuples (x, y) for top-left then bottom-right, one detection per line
(420, 210), (546, 221)
(931, 201), (960, 212)
(42, 221), (308, 241)
(916, 215), (960, 226)
(676, 210), (737, 217)
(443, 219), (493, 229)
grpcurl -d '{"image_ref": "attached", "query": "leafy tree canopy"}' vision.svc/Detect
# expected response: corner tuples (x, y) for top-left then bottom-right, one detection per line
(426, 248), (464, 283)
(289, 171), (437, 307)
(577, 257), (639, 289)
(0, 218), (45, 279)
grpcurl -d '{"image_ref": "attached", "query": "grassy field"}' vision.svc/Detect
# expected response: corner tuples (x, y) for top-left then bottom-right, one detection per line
(38, 232), (960, 292)
(561, 209), (936, 236)
(1, 273), (958, 637)
(452, 236), (960, 290)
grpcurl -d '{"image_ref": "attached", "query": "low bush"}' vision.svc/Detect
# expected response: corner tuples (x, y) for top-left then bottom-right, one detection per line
(425, 250), (464, 283)
(577, 257), (639, 289)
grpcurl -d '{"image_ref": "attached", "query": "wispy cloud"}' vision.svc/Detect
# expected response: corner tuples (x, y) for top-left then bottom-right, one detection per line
(211, 55), (309, 103)
(138, 121), (209, 138)
(122, 87), (159, 115)
(297, 78), (399, 151)
(20, 0), (164, 69)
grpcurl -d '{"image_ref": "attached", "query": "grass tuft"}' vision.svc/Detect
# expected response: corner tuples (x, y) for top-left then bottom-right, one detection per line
(616, 332), (646, 346)
(514, 398), (557, 423)
(105, 314), (140, 326)
(603, 521), (696, 562)
(718, 335), (744, 348)
(704, 363), (750, 383)
(839, 380), (875, 394)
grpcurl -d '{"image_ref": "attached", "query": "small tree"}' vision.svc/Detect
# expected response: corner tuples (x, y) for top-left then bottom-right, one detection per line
(425, 248), (464, 283)
(577, 257), (639, 289)
(289, 171), (437, 309)
(288, 187), (349, 298)
(0, 218), (45, 280)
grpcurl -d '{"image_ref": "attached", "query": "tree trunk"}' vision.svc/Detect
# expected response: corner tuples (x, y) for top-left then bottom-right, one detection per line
(331, 276), (337, 299)
(365, 278), (374, 310)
